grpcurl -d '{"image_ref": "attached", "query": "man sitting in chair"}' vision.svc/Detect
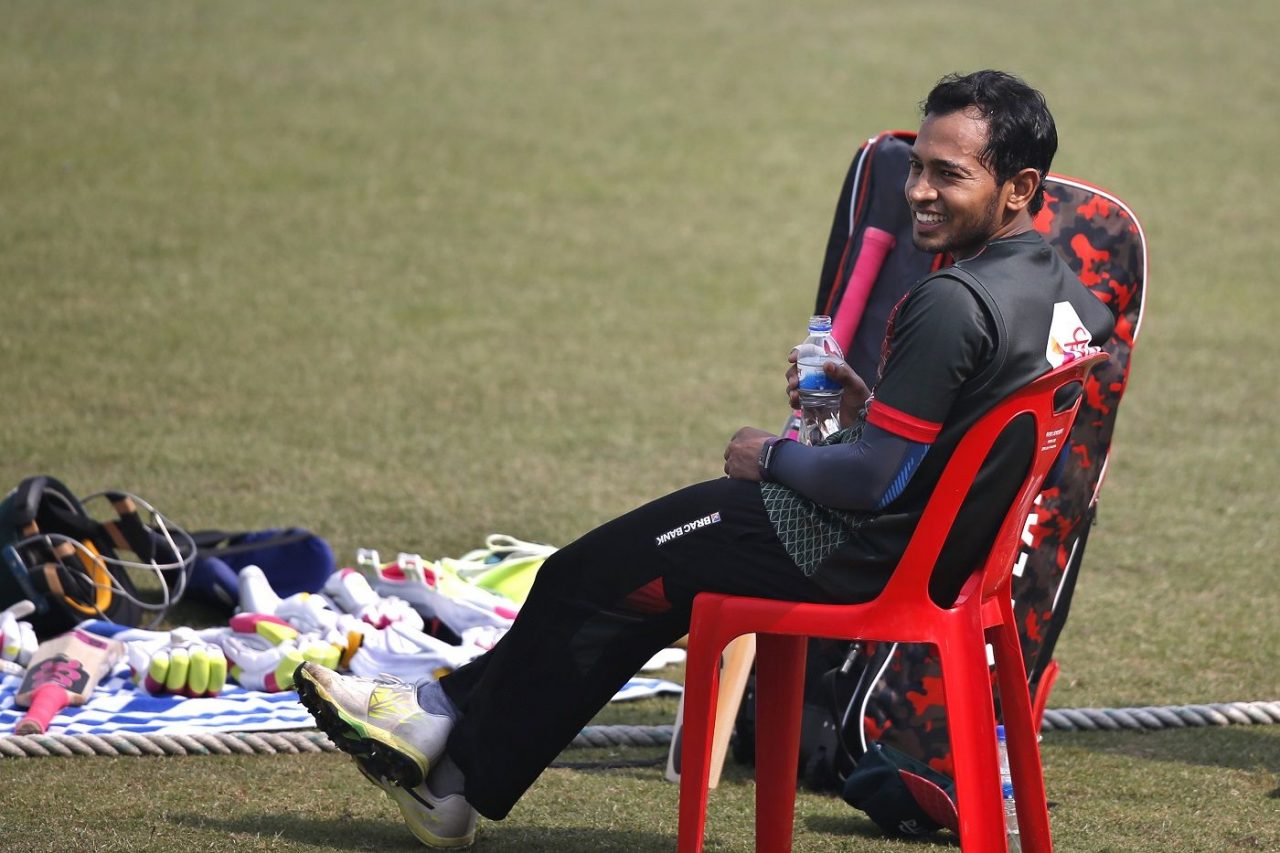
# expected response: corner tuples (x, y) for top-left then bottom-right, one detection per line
(296, 69), (1114, 849)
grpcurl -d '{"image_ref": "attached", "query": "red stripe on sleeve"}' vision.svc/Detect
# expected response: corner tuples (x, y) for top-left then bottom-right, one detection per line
(866, 401), (942, 443)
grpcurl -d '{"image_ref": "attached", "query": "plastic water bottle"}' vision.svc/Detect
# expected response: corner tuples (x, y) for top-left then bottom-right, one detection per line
(795, 315), (844, 445)
(997, 725), (1022, 851)
(1002, 782), (1022, 851)
(997, 724), (1012, 782)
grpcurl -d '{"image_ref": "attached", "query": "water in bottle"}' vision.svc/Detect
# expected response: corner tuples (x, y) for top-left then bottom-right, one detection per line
(997, 724), (1011, 779)
(1002, 782), (1022, 851)
(795, 315), (844, 445)
(997, 725), (1022, 851)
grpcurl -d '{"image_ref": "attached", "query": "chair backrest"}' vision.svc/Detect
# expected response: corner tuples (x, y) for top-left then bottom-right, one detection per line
(874, 351), (1109, 612)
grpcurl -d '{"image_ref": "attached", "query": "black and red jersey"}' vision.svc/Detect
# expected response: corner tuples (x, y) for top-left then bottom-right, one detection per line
(814, 231), (1114, 604)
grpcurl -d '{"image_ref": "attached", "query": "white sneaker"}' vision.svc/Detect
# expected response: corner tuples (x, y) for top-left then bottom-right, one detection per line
(354, 551), (515, 636)
(355, 760), (478, 849)
(348, 622), (479, 681)
(323, 567), (425, 632)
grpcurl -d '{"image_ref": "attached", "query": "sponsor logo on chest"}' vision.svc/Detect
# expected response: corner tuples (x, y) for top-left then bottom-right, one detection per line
(1046, 301), (1094, 367)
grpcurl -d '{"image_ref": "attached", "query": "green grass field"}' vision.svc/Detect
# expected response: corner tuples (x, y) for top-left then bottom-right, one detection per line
(1, 1), (1277, 850)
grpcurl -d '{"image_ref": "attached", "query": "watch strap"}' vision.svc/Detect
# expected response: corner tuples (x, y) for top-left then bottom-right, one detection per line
(757, 436), (786, 481)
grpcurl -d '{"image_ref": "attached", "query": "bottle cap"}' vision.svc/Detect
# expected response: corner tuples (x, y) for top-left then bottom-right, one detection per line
(1002, 781), (1016, 799)
(807, 315), (833, 333)
(996, 724), (1006, 741)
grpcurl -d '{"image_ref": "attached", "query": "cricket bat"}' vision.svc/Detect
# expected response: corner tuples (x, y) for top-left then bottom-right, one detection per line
(13, 627), (124, 735)
(665, 633), (757, 787)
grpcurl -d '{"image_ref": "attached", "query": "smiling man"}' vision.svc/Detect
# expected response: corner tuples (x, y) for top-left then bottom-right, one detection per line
(907, 77), (1058, 258)
(295, 70), (1113, 849)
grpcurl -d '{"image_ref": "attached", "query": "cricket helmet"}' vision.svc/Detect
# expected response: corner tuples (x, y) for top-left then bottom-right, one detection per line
(0, 476), (197, 638)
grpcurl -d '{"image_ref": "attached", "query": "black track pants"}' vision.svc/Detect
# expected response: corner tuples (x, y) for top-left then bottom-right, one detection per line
(439, 477), (842, 819)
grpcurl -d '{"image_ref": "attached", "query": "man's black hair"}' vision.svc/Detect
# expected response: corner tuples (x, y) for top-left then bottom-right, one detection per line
(922, 70), (1058, 215)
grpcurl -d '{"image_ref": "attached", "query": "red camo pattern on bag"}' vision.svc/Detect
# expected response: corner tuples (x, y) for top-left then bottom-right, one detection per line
(861, 174), (1146, 777)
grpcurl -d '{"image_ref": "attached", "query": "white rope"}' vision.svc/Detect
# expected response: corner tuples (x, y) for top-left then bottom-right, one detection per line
(0, 729), (338, 758)
(1040, 700), (1280, 732)
(572, 725), (674, 749)
(3, 702), (1277, 759)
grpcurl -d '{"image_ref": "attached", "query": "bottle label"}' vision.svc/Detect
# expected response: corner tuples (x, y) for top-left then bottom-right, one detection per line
(797, 357), (842, 392)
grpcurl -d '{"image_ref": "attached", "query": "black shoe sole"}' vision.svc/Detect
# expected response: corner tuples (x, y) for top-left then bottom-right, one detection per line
(293, 663), (428, 788)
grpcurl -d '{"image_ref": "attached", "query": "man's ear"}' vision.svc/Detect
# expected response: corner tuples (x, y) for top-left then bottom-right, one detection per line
(1004, 166), (1041, 213)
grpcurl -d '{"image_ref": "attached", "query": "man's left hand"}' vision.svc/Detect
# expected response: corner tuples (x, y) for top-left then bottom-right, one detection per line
(724, 427), (775, 481)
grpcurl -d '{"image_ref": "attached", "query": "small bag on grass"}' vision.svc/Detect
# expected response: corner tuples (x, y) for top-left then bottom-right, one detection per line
(186, 528), (336, 611)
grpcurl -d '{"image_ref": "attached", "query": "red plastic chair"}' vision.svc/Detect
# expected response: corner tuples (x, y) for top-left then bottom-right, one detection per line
(677, 350), (1109, 852)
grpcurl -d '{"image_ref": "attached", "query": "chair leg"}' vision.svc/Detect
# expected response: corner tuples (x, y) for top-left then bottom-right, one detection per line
(677, 625), (728, 853)
(991, 618), (1053, 852)
(937, 636), (1006, 851)
(753, 634), (808, 853)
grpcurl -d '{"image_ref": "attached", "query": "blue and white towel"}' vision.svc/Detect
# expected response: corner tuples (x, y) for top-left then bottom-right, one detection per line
(0, 664), (312, 736)
(0, 665), (680, 737)
(608, 677), (683, 704)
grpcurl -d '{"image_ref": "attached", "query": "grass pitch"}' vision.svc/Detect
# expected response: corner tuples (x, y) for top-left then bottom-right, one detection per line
(1, 1), (1277, 850)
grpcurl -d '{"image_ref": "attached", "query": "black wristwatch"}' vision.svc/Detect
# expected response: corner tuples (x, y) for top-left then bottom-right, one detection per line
(757, 436), (785, 482)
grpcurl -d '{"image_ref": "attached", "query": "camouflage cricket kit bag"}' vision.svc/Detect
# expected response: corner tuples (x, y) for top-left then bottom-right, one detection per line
(735, 131), (1148, 838)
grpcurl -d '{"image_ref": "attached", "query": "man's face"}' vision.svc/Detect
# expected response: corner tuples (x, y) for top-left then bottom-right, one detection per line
(905, 108), (1011, 259)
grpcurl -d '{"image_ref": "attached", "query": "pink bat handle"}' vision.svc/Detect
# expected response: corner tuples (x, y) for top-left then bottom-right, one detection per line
(830, 226), (897, 353)
(15, 683), (70, 735)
